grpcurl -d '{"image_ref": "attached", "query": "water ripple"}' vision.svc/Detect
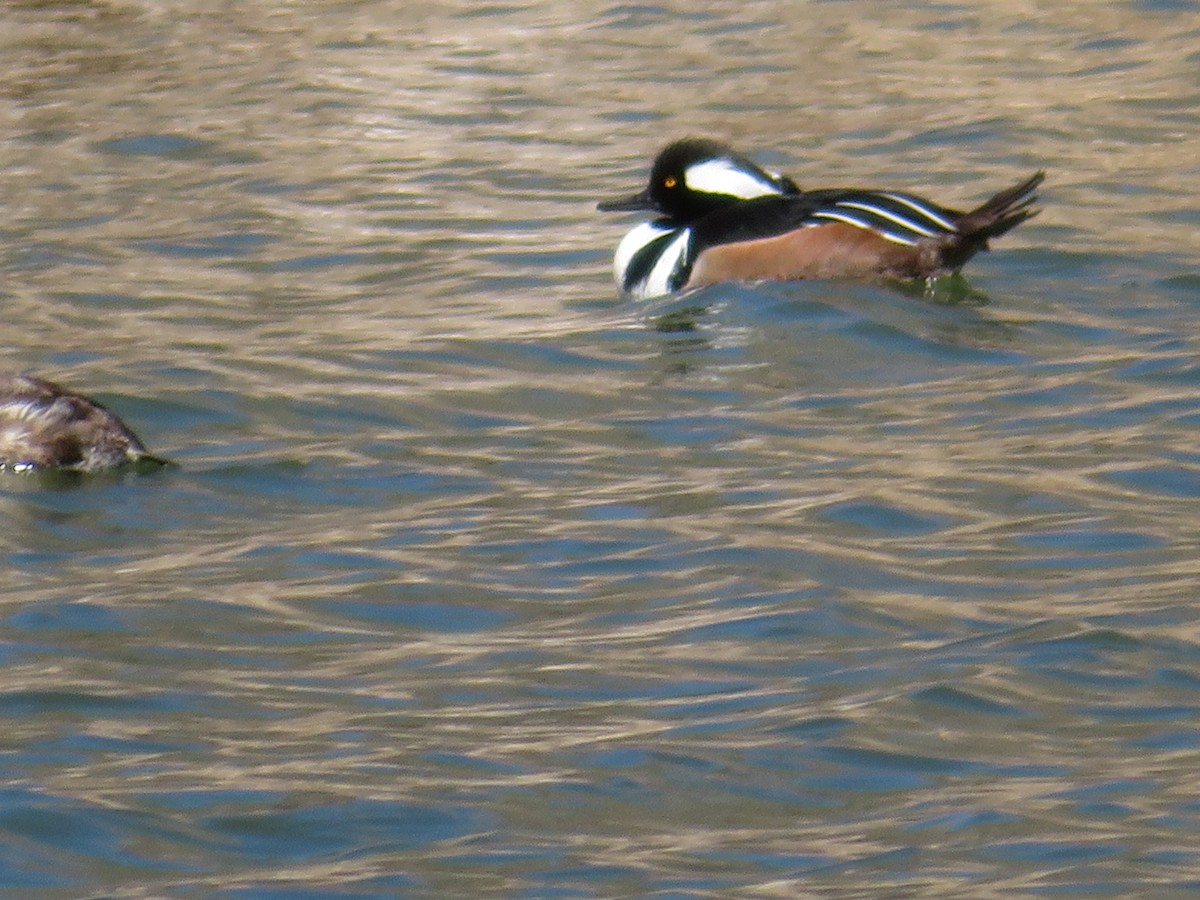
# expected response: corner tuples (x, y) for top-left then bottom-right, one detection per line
(3, 0), (1200, 895)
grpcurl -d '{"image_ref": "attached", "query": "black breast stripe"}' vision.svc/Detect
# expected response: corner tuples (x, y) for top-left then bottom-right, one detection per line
(623, 226), (692, 293)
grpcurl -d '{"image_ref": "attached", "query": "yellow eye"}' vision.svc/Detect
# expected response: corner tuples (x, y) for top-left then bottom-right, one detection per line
(663, 176), (677, 189)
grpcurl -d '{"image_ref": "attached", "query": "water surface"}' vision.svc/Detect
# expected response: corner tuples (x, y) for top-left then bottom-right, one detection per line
(2, 1), (1200, 895)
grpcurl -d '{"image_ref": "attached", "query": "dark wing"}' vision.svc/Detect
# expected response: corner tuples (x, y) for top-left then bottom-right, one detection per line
(690, 190), (962, 250)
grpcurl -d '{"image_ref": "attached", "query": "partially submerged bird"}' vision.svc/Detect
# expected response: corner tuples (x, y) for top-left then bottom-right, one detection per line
(0, 373), (166, 473)
(598, 138), (1045, 299)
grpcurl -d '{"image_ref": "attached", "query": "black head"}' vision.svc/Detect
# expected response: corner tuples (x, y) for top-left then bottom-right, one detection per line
(598, 138), (800, 223)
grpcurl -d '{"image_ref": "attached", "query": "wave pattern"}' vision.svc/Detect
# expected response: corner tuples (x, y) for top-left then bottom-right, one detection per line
(2, 0), (1199, 895)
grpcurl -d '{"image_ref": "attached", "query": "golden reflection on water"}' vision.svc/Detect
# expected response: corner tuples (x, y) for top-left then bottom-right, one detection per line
(3, 0), (1200, 894)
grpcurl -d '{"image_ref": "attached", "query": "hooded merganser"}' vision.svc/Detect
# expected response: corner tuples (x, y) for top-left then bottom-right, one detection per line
(0, 374), (166, 472)
(598, 138), (1045, 299)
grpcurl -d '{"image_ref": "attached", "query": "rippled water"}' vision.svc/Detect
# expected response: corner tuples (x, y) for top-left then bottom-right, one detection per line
(3, 0), (1200, 895)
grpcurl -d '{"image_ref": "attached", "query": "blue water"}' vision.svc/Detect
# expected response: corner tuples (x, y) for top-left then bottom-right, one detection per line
(2, 1), (1200, 896)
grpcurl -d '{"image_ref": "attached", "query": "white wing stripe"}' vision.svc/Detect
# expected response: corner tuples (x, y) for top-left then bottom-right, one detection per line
(875, 192), (959, 231)
(809, 211), (920, 246)
(835, 200), (942, 238)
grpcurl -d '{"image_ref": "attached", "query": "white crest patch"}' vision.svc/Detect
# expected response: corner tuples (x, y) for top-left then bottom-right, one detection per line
(683, 158), (781, 200)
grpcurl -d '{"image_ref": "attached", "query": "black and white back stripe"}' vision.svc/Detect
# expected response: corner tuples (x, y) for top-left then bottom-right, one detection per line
(810, 192), (958, 247)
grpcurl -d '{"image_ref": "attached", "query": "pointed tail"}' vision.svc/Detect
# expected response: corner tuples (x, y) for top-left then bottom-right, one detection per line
(960, 171), (1045, 241)
(937, 171), (1043, 271)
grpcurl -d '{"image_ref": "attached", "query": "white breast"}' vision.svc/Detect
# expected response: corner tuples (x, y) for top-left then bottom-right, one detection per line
(613, 223), (693, 300)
